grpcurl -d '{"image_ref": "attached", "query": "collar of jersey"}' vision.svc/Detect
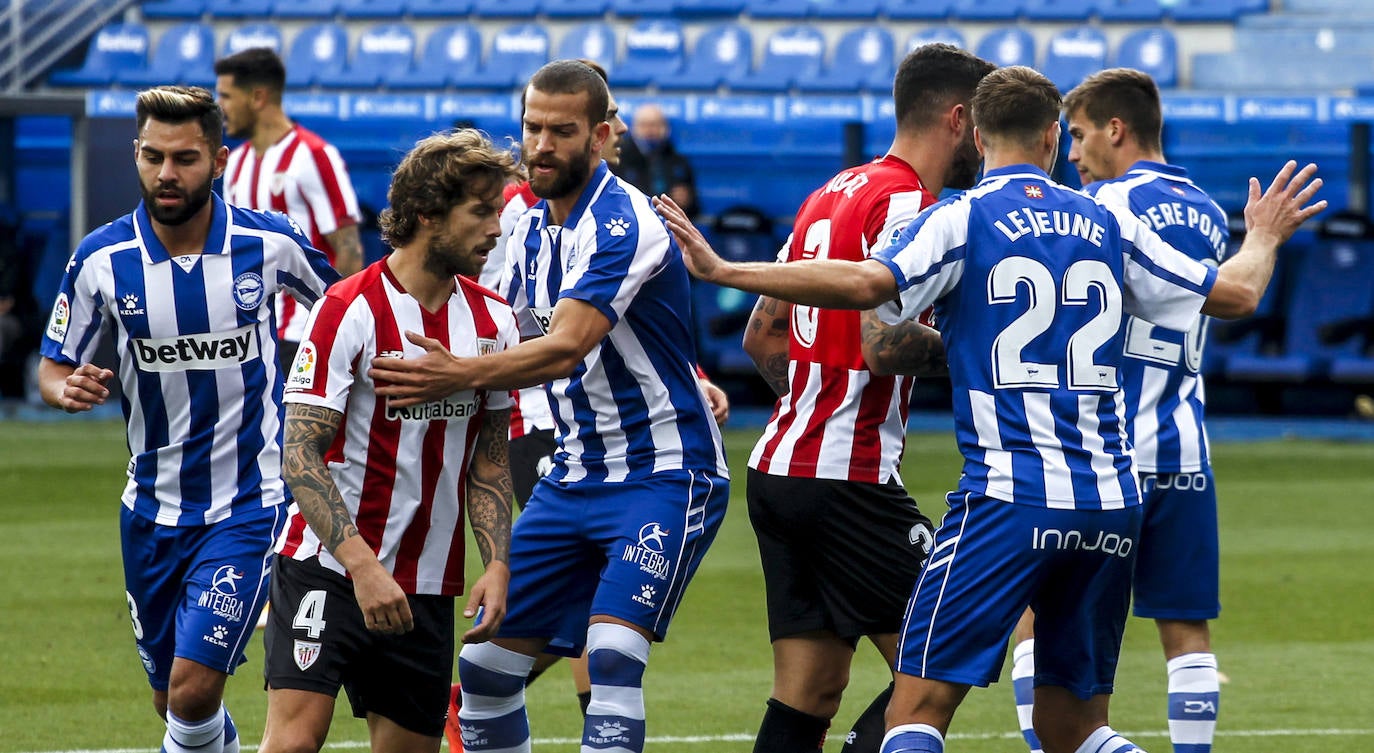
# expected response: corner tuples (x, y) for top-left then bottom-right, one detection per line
(536, 160), (611, 231)
(980, 163), (1051, 184)
(134, 193), (232, 264)
(1126, 160), (1188, 179)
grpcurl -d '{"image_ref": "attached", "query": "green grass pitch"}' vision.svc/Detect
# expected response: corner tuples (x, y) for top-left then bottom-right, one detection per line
(1, 419), (1371, 751)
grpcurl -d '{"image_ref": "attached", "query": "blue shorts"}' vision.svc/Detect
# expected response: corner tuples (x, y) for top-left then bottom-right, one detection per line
(121, 504), (286, 690)
(1133, 470), (1220, 620)
(498, 469), (728, 657)
(895, 492), (1141, 700)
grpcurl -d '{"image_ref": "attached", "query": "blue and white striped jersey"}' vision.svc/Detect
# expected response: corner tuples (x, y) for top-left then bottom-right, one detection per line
(499, 162), (728, 483)
(874, 165), (1217, 510)
(40, 194), (339, 526)
(1089, 161), (1228, 474)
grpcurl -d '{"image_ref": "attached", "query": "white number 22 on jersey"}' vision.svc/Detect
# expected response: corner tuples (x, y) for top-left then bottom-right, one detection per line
(989, 256), (1121, 391)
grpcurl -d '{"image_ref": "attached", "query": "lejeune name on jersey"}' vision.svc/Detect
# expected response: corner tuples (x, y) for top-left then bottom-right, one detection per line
(131, 323), (259, 372)
(994, 206), (1107, 247)
(385, 395), (481, 422)
(1134, 200), (1227, 256)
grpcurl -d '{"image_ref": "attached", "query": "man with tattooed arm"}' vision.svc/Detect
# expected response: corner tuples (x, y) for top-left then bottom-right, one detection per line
(260, 130), (520, 753)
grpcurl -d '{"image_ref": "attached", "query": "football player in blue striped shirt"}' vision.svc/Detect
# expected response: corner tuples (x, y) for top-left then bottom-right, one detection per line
(38, 86), (339, 753)
(657, 66), (1323, 753)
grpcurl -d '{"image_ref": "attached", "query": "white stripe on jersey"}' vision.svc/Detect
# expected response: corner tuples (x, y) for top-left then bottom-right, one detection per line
(969, 390), (1015, 501)
(1024, 393), (1075, 509)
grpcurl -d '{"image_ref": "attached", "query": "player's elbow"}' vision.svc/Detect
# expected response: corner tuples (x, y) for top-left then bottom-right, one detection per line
(1202, 280), (1262, 320)
(850, 262), (899, 309)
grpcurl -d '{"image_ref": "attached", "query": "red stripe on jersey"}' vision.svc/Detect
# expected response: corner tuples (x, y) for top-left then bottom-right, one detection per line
(277, 511), (316, 560)
(227, 144), (250, 202)
(297, 125), (356, 234)
(848, 373), (898, 484)
(355, 277), (403, 563)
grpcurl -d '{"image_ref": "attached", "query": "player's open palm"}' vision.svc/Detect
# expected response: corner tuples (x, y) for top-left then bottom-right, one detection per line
(1245, 160), (1327, 243)
(653, 194), (721, 281)
(461, 562), (510, 644)
(352, 564), (414, 635)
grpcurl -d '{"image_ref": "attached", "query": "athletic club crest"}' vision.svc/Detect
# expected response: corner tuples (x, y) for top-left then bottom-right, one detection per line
(293, 639), (322, 671)
(477, 338), (497, 356)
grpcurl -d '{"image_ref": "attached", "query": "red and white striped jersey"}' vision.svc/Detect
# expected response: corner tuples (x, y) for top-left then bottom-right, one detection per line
(481, 180), (552, 439)
(224, 123), (361, 343)
(277, 259), (518, 596)
(749, 155), (937, 484)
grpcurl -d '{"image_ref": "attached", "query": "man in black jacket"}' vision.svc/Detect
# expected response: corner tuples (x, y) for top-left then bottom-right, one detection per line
(619, 102), (699, 219)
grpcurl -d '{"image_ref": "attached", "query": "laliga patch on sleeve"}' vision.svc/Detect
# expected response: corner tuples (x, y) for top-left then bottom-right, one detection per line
(286, 340), (317, 391)
(46, 293), (70, 341)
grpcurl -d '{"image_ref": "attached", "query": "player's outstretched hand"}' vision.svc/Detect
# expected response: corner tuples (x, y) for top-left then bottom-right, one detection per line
(461, 561), (510, 644)
(369, 331), (470, 408)
(353, 563), (414, 635)
(58, 363), (114, 413)
(653, 194), (723, 282)
(1244, 161), (1327, 244)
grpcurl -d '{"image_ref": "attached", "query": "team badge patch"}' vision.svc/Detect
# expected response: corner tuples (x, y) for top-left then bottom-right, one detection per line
(287, 341), (317, 390)
(477, 338), (498, 356)
(293, 639), (322, 671)
(1024, 184), (1044, 199)
(46, 293), (70, 341)
(233, 272), (265, 311)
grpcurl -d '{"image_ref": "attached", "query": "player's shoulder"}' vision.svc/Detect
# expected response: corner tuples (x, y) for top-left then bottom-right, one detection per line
(76, 213), (138, 256)
(229, 205), (312, 245)
(457, 274), (510, 306)
(290, 124), (335, 153)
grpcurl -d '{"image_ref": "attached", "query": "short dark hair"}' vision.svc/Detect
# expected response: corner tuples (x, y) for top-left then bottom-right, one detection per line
(971, 66), (1063, 149)
(379, 129), (519, 248)
(213, 47), (286, 98)
(135, 86), (223, 151)
(1063, 68), (1164, 153)
(526, 59), (610, 126)
(893, 43), (997, 130)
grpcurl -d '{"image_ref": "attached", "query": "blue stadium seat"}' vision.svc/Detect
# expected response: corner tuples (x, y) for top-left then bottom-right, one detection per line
(906, 26), (967, 52)
(142, 0), (207, 19)
(1227, 239), (1374, 382)
(1041, 25), (1107, 93)
(223, 23), (284, 56)
(675, 0), (746, 17)
(612, 19), (685, 88)
(49, 23), (150, 88)
(1022, 0), (1094, 20)
(693, 206), (778, 375)
(797, 26), (894, 93)
(950, 0), (1024, 21)
(206, 0), (274, 17)
(1116, 28), (1178, 89)
(810, 0), (882, 19)
(541, 0), (610, 17)
(974, 27), (1035, 68)
(285, 23), (349, 88)
(657, 22), (752, 91)
(609, 0), (678, 17)
(389, 23), (479, 89)
(1168, 0), (1244, 22)
(272, 0), (338, 17)
(883, 0), (954, 20)
(1095, 0), (1165, 21)
(336, 0), (408, 18)
(405, 0), (475, 15)
(318, 23), (416, 89)
(472, 0), (541, 17)
(744, 0), (811, 18)
(558, 22), (617, 73)
(464, 23), (549, 90)
(117, 22), (215, 88)
(727, 25), (825, 93)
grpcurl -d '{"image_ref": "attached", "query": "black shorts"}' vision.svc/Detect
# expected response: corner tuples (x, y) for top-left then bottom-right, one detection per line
(263, 555), (455, 737)
(510, 428), (557, 507)
(747, 468), (934, 644)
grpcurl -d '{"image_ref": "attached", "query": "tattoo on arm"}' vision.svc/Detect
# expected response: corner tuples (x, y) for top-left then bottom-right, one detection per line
(747, 296), (792, 396)
(860, 310), (949, 377)
(283, 404), (357, 553)
(467, 408), (513, 568)
(326, 225), (364, 276)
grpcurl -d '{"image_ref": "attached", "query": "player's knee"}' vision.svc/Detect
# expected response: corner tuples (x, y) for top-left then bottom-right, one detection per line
(585, 623), (651, 688)
(258, 726), (327, 753)
(458, 642), (535, 712)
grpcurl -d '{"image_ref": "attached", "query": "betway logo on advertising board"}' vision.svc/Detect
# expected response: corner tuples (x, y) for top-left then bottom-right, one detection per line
(131, 323), (259, 372)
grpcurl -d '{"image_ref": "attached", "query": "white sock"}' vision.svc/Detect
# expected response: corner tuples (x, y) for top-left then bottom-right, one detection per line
(881, 723), (944, 752)
(1167, 652), (1219, 753)
(1011, 639), (1043, 753)
(1074, 725), (1145, 753)
(458, 641), (536, 753)
(161, 706), (225, 753)
(582, 623), (651, 753)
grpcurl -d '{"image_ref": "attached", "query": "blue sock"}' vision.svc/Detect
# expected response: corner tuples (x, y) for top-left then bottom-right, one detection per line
(1075, 725), (1145, 753)
(458, 641), (536, 753)
(1011, 639), (1044, 753)
(222, 708), (238, 753)
(161, 707), (225, 753)
(881, 723), (944, 753)
(1167, 653), (1219, 753)
(582, 623), (650, 753)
